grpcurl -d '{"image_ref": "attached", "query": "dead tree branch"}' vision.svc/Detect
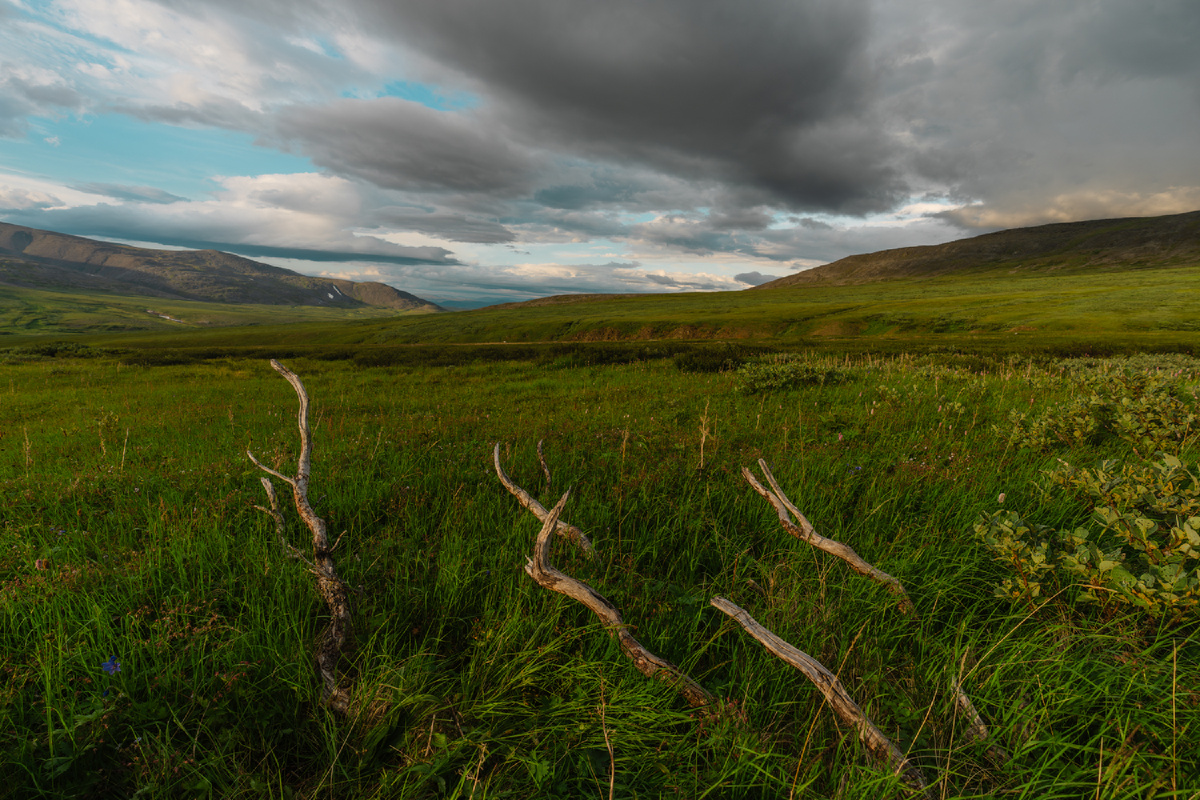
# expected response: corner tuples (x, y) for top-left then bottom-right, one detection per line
(710, 596), (930, 795)
(525, 492), (711, 707)
(253, 476), (314, 569)
(743, 459), (916, 615)
(743, 459), (1006, 763)
(247, 359), (353, 713)
(494, 443), (594, 557)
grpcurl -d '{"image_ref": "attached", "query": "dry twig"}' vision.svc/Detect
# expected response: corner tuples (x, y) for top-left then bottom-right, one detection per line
(524, 492), (711, 707)
(247, 359), (353, 712)
(743, 459), (916, 614)
(494, 443), (594, 557)
(711, 596), (930, 795)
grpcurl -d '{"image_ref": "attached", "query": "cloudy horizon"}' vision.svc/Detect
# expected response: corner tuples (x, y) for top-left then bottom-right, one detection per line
(2, 0), (1197, 307)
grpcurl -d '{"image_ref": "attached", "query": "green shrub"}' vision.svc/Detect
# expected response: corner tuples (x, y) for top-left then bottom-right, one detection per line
(1004, 369), (1198, 454)
(735, 356), (852, 394)
(975, 454), (1200, 618)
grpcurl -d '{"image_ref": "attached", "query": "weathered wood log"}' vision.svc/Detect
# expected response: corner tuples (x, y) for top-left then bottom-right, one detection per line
(525, 492), (711, 707)
(744, 459), (916, 615)
(710, 596), (930, 796)
(247, 359), (353, 713)
(494, 443), (594, 557)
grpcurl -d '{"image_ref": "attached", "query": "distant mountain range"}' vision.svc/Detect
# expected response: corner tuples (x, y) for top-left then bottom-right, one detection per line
(0, 222), (443, 312)
(755, 210), (1200, 289)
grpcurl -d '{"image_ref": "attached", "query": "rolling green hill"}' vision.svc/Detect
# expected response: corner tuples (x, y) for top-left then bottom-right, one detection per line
(755, 210), (1200, 288)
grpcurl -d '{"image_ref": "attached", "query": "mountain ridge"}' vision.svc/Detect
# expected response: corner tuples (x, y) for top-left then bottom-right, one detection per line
(0, 222), (443, 312)
(754, 210), (1200, 289)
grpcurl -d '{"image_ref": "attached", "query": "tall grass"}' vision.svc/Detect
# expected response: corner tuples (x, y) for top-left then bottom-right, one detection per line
(1, 352), (1197, 798)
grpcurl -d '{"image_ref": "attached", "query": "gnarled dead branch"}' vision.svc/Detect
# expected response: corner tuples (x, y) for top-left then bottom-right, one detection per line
(743, 459), (916, 615)
(710, 597), (930, 796)
(525, 491), (711, 707)
(247, 359), (353, 713)
(743, 459), (1006, 763)
(494, 443), (594, 557)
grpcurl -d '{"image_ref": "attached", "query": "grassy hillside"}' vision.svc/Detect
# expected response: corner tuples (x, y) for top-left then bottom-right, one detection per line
(757, 210), (1200, 287)
(0, 222), (443, 313)
(0, 285), (425, 336)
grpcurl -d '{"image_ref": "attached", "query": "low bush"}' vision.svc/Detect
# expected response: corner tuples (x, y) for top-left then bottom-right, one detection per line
(735, 355), (852, 393)
(976, 453), (1200, 618)
(1004, 367), (1199, 454)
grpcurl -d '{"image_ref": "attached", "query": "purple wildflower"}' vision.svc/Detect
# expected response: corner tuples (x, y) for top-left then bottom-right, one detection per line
(102, 655), (121, 675)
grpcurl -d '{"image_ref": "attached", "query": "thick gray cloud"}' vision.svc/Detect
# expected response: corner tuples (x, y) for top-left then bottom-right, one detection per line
(874, 0), (1200, 229)
(356, 0), (902, 214)
(274, 98), (537, 194)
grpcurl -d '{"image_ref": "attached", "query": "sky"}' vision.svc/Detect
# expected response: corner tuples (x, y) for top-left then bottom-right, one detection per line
(1, 0), (1198, 308)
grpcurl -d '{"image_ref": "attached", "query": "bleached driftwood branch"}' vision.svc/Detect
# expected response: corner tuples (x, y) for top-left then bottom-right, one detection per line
(524, 492), (711, 707)
(494, 443), (594, 557)
(743, 459), (1006, 763)
(743, 459), (916, 615)
(247, 359), (353, 713)
(711, 597), (929, 795)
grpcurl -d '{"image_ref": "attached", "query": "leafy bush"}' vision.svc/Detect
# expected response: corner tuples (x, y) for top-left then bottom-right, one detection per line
(975, 454), (1200, 618)
(1004, 369), (1198, 454)
(735, 356), (852, 394)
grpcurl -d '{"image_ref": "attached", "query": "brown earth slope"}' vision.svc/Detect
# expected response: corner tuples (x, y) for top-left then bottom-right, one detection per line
(0, 222), (443, 311)
(755, 210), (1200, 288)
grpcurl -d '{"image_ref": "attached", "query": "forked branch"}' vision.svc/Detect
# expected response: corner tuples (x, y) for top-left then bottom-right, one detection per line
(247, 359), (353, 713)
(743, 459), (916, 615)
(494, 443), (594, 557)
(525, 492), (711, 707)
(711, 597), (929, 796)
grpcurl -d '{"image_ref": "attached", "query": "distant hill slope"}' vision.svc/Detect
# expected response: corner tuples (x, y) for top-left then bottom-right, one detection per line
(755, 210), (1200, 288)
(0, 222), (443, 311)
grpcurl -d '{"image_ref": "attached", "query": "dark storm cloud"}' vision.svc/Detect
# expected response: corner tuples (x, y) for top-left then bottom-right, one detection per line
(274, 98), (536, 194)
(874, 0), (1200, 230)
(1057, 0), (1200, 83)
(354, 0), (903, 214)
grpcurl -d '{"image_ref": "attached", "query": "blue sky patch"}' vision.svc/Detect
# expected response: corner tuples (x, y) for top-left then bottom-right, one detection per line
(1, 114), (314, 200)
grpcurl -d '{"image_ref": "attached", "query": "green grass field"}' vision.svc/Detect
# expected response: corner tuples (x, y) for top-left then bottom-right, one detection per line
(2, 346), (1198, 798)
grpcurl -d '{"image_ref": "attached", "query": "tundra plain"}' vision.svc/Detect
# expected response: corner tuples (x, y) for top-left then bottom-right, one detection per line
(2, 344), (1198, 799)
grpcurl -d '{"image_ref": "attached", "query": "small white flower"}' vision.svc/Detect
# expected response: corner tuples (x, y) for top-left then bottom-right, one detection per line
(998, 493), (1006, 504)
